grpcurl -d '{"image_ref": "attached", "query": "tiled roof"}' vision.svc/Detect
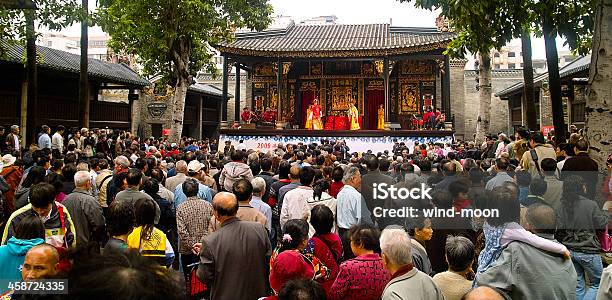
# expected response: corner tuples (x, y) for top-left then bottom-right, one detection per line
(3, 42), (149, 87)
(218, 23), (455, 57)
(188, 83), (232, 98)
(496, 54), (591, 98)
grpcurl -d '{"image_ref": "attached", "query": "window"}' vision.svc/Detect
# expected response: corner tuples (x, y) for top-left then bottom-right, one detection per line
(494, 64), (500, 69)
(214, 56), (224, 65)
(508, 52), (515, 57)
(494, 53), (500, 58)
(509, 64), (516, 69)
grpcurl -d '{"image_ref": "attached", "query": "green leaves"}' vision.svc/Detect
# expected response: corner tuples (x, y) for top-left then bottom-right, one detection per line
(0, 0), (83, 57)
(97, 0), (272, 84)
(397, 0), (595, 57)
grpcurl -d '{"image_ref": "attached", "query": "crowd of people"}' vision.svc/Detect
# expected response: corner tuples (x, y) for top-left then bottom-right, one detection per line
(0, 123), (610, 300)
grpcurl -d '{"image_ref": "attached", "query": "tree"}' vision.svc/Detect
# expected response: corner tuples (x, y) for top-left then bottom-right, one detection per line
(521, 30), (537, 131)
(79, 0), (89, 128)
(0, 0), (82, 142)
(475, 53), (492, 143)
(98, 0), (273, 143)
(585, 0), (612, 171)
(399, 0), (594, 144)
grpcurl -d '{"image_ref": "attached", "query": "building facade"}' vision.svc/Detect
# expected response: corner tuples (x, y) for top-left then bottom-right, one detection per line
(215, 22), (461, 132)
(496, 55), (590, 132)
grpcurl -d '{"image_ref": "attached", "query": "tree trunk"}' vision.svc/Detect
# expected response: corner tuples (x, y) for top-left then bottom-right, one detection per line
(79, 0), (90, 128)
(543, 15), (567, 145)
(25, 10), (37, 145)
(521, 31), (537, 131)
(168, 76), (189, 143)
(585, 0), (612, 172)
(475, 52), (492, 144)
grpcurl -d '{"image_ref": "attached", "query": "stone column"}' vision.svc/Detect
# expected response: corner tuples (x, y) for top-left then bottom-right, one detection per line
(540, 82), (553, 127)
(234, 65), (241, 122)
(220, 56), (229, 129)
(383, 57), (391, 130)
(449, 59), (468, 139)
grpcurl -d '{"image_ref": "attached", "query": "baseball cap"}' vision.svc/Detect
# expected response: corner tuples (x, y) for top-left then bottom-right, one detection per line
(187, 160), (202, 173)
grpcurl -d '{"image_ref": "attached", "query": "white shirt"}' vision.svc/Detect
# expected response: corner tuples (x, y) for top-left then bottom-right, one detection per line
(236, 143), (246, 151)
(336, 185), (372, 229)
(51, 132), (64, 153)
(280, 186), (314, 228)
(250, 196), (272, 231)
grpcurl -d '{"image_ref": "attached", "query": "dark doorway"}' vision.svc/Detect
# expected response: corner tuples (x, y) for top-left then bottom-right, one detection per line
(151, 124), (162, 138)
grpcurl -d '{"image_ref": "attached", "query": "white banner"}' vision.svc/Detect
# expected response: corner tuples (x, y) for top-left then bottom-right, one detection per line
(219, 134), (453, 154)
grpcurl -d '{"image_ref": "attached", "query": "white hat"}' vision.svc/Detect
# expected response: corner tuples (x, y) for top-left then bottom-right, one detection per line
(187, 160), (202, 173)
(2, 154), (16, 167)
(171, 143), (178, 148)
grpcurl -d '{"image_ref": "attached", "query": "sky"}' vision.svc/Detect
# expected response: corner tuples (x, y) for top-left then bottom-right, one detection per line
(58, 0), (569, 60)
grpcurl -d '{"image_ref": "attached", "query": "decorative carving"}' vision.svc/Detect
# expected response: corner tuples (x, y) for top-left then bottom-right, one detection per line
(147, 102), (168, 118)
(366, 80), (384, 91)
(217, 41), (451, 58)
(254, 63), (275, 76)
(142, 86), (154, 95)
(282, 62), (292, 75)
(300, 81), (318, 92)
(154, 85), (174, 102)
(401, 60), (433, 75)
(400, 82), (419, 114)
(362, 62), (375, 77)
(373, 60), (384, 76)
(311, 63), (323, 75)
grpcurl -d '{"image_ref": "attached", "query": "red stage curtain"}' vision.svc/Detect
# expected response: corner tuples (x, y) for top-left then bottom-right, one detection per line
(301, 91), (316, 128)
(366, 90), (384, 129)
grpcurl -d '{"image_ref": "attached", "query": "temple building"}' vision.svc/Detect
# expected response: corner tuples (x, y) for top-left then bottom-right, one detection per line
(496, 55), (590, 132)
(215, 22), (468, 135)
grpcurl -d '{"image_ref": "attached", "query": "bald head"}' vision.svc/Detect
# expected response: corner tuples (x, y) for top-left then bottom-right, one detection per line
(22, 244), (59, 281)
(462, 286), (507, 300)
(289, 165), (301, 180)
(176, 160), (188, 174)
(212, 192), (239, 217)
(526, 203), (557, 234)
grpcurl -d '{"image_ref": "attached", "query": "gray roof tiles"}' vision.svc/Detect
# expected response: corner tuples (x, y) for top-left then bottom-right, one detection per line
(221, 23), (455, 53)
(3, 42), (149, 87)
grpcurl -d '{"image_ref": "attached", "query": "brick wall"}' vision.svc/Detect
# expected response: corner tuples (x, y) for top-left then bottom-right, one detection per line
(464, 70), (524, 138)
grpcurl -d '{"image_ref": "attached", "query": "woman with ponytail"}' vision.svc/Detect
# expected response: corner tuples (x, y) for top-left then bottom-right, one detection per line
(556, 175), (609, 299)
(127, 198), (175, 267)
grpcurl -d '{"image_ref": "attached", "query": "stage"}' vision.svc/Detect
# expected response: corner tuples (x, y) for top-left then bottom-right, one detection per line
(219, 129), (455, 153)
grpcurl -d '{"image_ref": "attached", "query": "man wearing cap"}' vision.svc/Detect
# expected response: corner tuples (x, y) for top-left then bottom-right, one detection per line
(0, 154), (21, 216)
(173, 160), (215, 210)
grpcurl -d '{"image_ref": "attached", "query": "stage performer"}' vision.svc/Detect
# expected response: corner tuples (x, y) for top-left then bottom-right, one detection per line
(348, 99), (360, 130)
(311, 99), (323, 130)
(377, 104), (385, 130)
(241, 107), (253, 123)
(305, 104), (313, 130)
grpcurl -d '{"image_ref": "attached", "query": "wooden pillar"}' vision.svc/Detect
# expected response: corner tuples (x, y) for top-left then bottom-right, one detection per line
(443, 56), (451, 114)
(198, 95), (203, 140)
(25, 10), (37, 145)
(79, 0), (90, 129)
(234, 65), (241, 122)
(220, 56), (229, 128)
(276, 59), (283, 129)
(383, 57), (390, 129)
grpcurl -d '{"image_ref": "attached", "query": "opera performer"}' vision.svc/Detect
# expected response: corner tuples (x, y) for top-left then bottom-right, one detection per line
(348, 98), (360, 130)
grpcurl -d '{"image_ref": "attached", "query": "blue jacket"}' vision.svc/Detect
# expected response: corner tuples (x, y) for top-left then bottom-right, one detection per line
(0, 237), (44, 286)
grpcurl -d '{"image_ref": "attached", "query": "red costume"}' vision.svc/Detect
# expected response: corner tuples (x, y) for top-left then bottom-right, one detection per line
(241, 110), (252, 123)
